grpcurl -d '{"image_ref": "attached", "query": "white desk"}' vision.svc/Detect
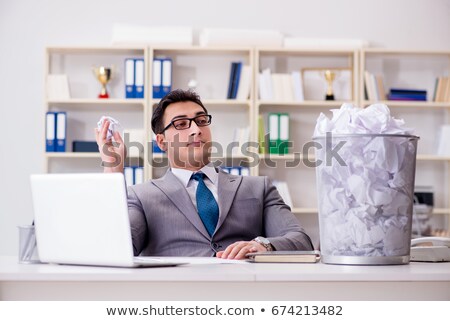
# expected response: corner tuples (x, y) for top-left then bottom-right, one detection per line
(0, 256), (449, 300)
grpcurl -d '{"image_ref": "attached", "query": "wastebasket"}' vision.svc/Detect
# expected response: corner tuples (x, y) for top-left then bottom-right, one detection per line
(313, 133), (419, 265)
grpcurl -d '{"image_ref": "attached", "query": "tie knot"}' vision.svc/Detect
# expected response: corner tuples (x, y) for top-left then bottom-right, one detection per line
(192, 172), (205, 182)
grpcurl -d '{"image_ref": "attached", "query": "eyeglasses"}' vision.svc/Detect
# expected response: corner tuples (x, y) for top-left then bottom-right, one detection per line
(160, 114), (212, 133)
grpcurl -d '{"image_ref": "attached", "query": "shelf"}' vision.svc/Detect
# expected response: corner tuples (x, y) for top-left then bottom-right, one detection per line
(257, 48), (357, 55)
(151, 99), (250, 107)
(47, 99), (145, 108)
(257, 100), (352, 108)
(291, 208), (318, 214)
(46, 152), (100, 158)
(47, 46), (146, 55)
(417, 154), (450, 161)
(152, 153), (252, 160)
(259, 154), (315, 161)
(362, 48), (450, 56)
(290, 208), (450, 215)
(433, 208), (450, 215)
(363, 100), (450, 109)
(151, 46), (252, 54)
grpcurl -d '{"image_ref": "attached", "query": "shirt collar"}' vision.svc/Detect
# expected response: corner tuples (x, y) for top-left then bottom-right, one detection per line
(171, 163), (218, 187)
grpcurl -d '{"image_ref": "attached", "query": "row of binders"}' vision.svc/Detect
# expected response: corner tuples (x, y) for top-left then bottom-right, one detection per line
(433, 77), (450, 102)
(45, 112), (67, 152)
(124, 166), (144, 186)
(124, 58), (145, 99)
(259, 68), (304, 101)
(221, 166), (250, 176)
(152, 58), (172, 99)
(227, 62), (251, 100)
(258, 113), (290, 155)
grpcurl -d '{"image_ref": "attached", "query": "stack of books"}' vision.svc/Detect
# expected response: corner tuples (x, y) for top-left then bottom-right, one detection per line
(388, 88), (427, 101)
(259, 68), (304, 101)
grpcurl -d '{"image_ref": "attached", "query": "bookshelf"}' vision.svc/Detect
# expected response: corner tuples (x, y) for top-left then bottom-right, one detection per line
(43, 45), (450, 239)
(361, 48), (450, 233)
(44, 46), (149, 175)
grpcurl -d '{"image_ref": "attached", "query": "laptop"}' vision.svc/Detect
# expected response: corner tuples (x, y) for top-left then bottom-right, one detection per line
(30, 173), (186, 268)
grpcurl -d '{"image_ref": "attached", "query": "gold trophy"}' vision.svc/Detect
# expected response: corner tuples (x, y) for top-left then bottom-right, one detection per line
(92, 66), (113, 99)
(324, 69), (336, 101)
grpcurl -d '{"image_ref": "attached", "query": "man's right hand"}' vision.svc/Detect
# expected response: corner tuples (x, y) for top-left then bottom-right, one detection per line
(94, 120), (126, 173)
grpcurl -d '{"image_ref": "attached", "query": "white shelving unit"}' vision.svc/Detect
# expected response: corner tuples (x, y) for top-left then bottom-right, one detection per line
(361, 48), (450, 232)
(43, 45), (450, 238)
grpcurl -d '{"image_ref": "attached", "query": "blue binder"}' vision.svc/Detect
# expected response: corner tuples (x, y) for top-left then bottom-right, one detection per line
(134, 58), (145, 99)
(161, 58), (172, 97)
(152, 58), (163, 99)
(125, 58), (135, 98)
(45, 112), (56, 152)
(55, 112), (67, 152)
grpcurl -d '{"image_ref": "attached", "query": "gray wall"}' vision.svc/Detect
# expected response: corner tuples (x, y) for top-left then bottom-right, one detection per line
(1, 0), (449, 255)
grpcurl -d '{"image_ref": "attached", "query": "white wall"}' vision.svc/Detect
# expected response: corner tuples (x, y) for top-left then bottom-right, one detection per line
(0, 0), (449, 255)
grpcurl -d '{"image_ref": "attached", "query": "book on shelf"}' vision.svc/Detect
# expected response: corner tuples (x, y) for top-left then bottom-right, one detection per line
(236, 65), (251, 100)
(227, 62), (242, 99)
(437, 125), (450, 156)
(388, 88), (427, 101)
(258, 115), (266, 154)
(258, 70), (304, 102)
(433, 77), (450, 102)
(232, 127), (250, 155)
(246, 250), (321, 263)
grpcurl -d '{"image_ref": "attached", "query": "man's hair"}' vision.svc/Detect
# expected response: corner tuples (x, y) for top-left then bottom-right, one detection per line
(151, 89), (208, 135)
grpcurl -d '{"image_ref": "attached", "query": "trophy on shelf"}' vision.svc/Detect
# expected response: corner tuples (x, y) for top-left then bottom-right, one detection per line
(323, 69), (336, 101)
(92, 66), (113, 99)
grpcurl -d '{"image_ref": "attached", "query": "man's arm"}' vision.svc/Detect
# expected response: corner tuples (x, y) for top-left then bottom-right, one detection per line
(217, 176), (314, 260)
(262, 176), (314, 251)
(127, 187), (148, 256)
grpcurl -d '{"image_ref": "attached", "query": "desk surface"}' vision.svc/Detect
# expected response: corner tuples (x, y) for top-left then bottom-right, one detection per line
(1, 256), (449, 300)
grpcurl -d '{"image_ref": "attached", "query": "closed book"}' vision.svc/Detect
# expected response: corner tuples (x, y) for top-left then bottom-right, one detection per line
(227, 62), (237, 99)
(72, 141), (99, 153)
(390, 88), (427, 95)
(246, 251), (321, 263)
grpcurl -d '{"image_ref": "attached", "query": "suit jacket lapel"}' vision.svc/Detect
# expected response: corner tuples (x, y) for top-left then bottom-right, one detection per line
(216, 171), (242, 232)
(152, 170), (210, 240)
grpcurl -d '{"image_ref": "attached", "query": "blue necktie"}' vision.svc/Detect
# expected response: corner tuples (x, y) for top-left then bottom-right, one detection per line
(192, 172), (219, 236)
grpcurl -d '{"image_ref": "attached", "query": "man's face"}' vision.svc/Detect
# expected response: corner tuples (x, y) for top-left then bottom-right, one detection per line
(156, 101), (212, 171)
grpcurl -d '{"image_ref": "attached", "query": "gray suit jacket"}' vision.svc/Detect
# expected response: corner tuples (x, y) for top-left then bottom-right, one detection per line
(127, 169), (313, 256)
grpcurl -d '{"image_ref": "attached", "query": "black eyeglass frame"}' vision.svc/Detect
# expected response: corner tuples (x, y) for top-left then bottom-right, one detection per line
(160, 114), (212, 134)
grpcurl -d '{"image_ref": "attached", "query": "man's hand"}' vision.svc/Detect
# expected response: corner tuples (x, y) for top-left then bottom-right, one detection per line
(94, 120), (126, 173)
(216, 241), (267, 260)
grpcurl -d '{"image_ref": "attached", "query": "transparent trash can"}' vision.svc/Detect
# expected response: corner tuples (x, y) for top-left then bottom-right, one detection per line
(313, 133), (419, 265)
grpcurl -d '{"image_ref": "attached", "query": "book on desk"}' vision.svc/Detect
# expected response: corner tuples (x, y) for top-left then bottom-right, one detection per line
(246, 250), (321, 263)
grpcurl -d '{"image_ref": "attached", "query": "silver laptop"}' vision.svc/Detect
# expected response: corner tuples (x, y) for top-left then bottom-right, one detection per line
(30, 173), (186, 268)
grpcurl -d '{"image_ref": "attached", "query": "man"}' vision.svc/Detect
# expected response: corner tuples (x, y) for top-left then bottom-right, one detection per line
(95, 89), (313, 259)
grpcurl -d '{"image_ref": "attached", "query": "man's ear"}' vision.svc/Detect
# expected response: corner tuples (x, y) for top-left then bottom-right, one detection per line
(155, 133), (167, 151)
